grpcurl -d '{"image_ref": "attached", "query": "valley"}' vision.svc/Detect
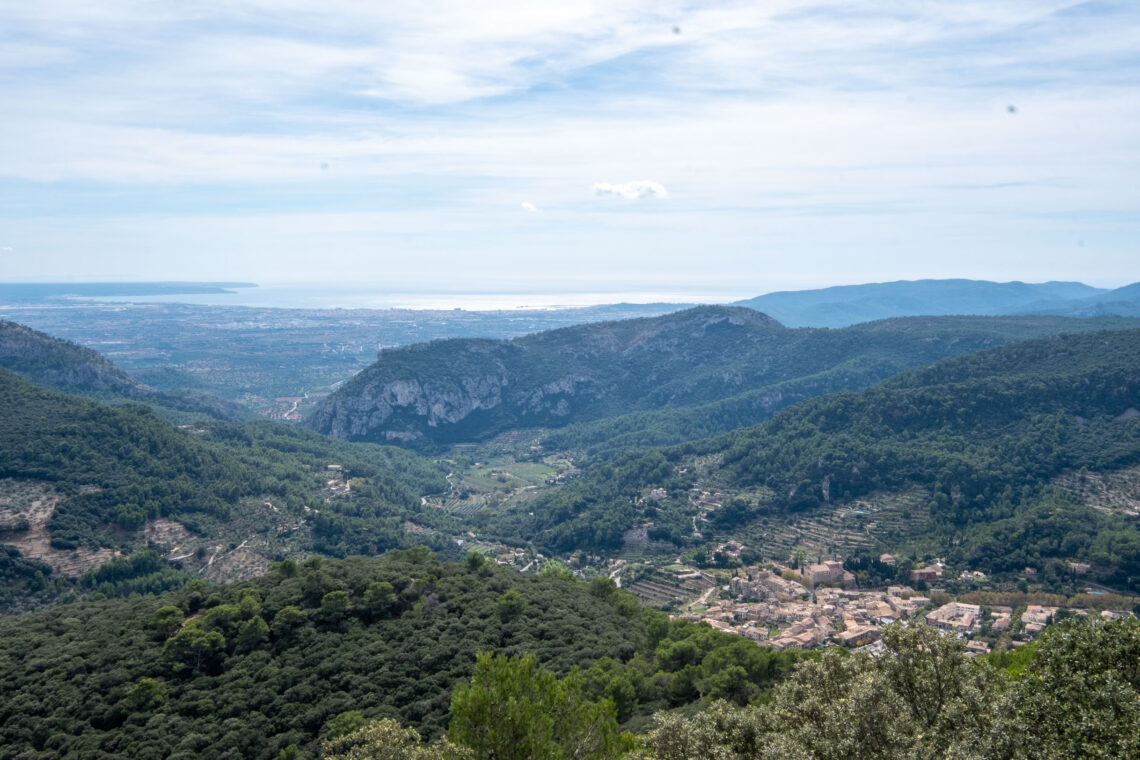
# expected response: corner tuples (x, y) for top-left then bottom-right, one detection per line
(8, 0), (1140, 751)
(2, 289), (1140, 760)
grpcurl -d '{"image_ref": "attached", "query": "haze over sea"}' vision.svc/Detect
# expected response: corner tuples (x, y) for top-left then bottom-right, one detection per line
(81, 283), (748, 311)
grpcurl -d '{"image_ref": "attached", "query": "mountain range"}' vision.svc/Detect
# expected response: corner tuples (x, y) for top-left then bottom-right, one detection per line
(732, 279), (1140, 327)
(306, 306), (1140, 450)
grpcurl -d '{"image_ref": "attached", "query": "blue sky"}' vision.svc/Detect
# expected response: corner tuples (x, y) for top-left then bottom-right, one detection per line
(1, 1), (1138, 293)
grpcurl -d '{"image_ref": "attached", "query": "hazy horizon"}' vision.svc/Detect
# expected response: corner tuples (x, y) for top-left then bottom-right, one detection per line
(1, 275), (1137, 310)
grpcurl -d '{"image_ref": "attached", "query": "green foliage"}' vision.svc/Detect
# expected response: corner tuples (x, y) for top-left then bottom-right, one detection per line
(0, 367), (461, 610)
(0, 543), (62, 610)
(0, 551), (653, 758)
(148, 604), (185, 638)
(119, 677), (168, 713)
(503, 330), (1140, 588)
(0, 548), (817, 759)
(82, 548), (193, 598)
(236, 615), (270, 652)
(325, 711), (372, 741)
(641, 618), (1140, 760)
(323, 718), (468, 760)
(449, 652), (632, 760)
(495, 589), (528, 622)
(1016, 617), (1140, 758)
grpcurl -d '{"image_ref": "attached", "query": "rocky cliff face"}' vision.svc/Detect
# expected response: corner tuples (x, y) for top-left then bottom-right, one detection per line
(306, 306), (789, 446)
(313, 368), (512, 442)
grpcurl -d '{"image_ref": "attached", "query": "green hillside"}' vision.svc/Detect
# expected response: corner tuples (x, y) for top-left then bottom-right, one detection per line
(539, 314), (1140, 460)
(0, 320), (249, 423)
(0, 369), (452, 611)
(0, 550), (804, 759)
(493, 330), (1140, 589)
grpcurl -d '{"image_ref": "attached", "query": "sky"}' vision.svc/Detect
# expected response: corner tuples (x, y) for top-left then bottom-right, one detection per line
(0, 0), (1138, 294)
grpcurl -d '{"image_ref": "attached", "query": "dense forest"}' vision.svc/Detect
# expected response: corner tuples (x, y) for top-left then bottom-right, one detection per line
(0, 369), (448, 547)
(0, 550), (807, 759)
(539, 313), (1140, 460)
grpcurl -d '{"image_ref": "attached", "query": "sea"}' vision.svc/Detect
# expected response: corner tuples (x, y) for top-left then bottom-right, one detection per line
(81, 283), (754, 311)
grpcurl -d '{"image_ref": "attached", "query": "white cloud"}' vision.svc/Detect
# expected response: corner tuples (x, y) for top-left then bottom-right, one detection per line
(593, 181), (668, 200)
(1, 247), (13, 252)
(1, 1), (1138, 286)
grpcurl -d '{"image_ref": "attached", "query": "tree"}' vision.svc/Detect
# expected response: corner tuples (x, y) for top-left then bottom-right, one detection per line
(322, 718), (468, 760)
(148, 605), (184, 639)
(449, 652), (631, 760)
(1015, 616), (1140, 759)
(325, 711), (371, 740)
(235, 615), (269, 652)
(363, 581), (398, 620)
(119, 677), (168, 713)
(164, 623), (226, 674)
(271, 605), (307, 638)
(641, 700), (769, 760)
(642, 623), (1018, 760)
(496, 589), (528, 622)
(320, 590), (351, 623)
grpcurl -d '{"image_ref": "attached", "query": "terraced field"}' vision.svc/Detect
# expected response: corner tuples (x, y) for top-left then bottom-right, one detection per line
(1056, 465), (1140, 518)
(626, 566), (716, 608)
(720, 489), (935, 564)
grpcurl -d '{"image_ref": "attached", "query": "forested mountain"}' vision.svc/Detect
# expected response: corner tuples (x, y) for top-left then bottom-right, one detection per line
(538, 314), (1140, 460)
(0, 320), (248, 422)
(731, 279), (1124, 327)
(493, 330), (1140, 587)
(0, 368), (451, 611)
(0, 549), (805, 759)
(307, 306), (1138, 450)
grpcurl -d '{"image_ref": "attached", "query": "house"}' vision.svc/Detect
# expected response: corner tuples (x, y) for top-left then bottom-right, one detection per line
(965, 640), (992, 656)
(891, 595), (931, 616)
(926, 602), (982, 632)
(731, 569), (807, 601)
(806, 560), (846, 586)
(879, 554), (897, 567)
(1021, 605), (1057, 635)
(910, 564), (943, 582)
(836, 625), (880, 647)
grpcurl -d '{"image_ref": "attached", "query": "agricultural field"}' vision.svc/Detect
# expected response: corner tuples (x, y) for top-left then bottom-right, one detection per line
(1056, 464), (1140, 518)
(425, 453), (573, 518)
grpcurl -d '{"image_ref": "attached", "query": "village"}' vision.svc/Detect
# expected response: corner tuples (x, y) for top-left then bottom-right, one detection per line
(677, 557), (1133, 655)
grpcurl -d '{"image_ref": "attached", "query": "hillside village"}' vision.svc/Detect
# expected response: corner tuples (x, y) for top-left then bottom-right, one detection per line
(676, 560), (1134, 654)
